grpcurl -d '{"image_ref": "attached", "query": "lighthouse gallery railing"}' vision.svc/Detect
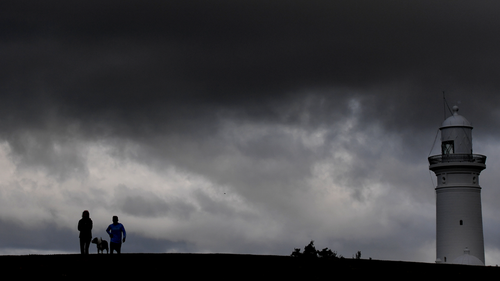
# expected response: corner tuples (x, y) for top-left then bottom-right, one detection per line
(428, 154), (487, 165)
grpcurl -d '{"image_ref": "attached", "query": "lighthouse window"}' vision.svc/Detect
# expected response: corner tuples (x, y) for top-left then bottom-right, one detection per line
(442, 141), (454, 155)
(460, 220), (463, 225)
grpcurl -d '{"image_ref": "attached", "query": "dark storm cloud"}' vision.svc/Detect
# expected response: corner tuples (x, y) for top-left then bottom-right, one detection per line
(1, 2), (498, 138)
(4, 0), (500, 142)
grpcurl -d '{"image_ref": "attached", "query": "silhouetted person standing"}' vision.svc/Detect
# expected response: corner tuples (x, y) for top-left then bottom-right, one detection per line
(78, 210), (93, 255)
(106, 215), (126, 254)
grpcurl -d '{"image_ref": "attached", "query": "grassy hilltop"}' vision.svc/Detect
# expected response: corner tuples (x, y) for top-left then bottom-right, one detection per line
(1, 253), (499, 278)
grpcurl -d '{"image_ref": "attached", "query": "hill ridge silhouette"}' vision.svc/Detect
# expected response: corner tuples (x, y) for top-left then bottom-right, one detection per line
(2, 253), (499, 278)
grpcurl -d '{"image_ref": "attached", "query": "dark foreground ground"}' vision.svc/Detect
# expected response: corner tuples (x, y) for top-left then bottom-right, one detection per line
(1, 253), (499, 278)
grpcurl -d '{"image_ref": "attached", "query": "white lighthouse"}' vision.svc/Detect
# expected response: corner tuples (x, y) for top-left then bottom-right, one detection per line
(428, 106), (486, 266)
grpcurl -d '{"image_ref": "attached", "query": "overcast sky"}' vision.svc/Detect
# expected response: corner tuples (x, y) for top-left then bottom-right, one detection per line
(2, 1), (500, 264)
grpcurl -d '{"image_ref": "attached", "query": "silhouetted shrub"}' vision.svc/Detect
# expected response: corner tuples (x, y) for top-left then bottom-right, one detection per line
(318, 247), (339, 259)
(303, 241), (318, 258)
(291, 248), (302, 258)
(291, 241), (344, 259)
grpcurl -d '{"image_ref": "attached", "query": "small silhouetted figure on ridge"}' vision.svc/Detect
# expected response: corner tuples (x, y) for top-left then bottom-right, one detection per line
(78, 210), (93, 255)
(106, 215), (126, 254)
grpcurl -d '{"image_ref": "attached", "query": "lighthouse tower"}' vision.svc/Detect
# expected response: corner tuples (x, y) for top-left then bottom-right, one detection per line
(428, 106), (487, 265)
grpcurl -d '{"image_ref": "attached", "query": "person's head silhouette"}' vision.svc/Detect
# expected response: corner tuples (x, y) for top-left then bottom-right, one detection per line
(82, 210), (90, 219)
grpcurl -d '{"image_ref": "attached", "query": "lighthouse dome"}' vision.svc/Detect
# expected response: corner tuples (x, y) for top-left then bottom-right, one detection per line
(441, 106), (472, 128)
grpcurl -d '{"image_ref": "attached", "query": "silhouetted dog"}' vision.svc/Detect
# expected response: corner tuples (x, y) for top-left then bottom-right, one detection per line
(91, 237), (109, 254)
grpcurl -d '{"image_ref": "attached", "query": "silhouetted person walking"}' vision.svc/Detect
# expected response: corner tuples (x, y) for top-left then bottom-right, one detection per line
(78, 210), (93, 255)
(106, 215), (126, 254)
